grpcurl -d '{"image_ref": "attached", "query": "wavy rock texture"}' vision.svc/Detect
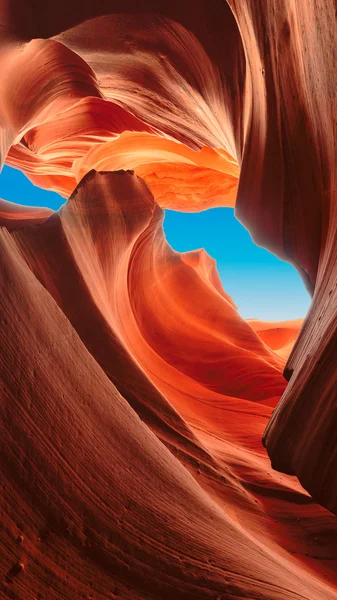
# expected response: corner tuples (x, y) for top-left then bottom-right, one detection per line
(1, 170), (337, 600)
(247, 319), (304, 360)
(0, 198), (52, 230)
(0, 0), (336, 597)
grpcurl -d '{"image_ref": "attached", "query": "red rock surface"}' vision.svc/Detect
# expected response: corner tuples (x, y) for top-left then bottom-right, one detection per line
(1, 171), (336, 599)
(0, 0), (336, 597)
(0, 198), (52, 230)
(247, 319), (304, 360)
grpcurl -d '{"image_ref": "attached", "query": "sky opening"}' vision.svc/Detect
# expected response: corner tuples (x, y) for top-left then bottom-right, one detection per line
(0, 165), (310, 321)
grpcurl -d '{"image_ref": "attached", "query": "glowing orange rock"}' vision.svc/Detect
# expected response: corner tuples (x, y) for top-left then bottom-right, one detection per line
(248, 319), (303, 360)
(0, 0), (337, 594)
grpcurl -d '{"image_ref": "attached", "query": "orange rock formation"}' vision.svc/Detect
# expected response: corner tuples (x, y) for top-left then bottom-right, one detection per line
(0, 0), (336, 598)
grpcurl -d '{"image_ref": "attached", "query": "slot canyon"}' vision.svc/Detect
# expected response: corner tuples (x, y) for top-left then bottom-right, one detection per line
(0, 1), (336, 599)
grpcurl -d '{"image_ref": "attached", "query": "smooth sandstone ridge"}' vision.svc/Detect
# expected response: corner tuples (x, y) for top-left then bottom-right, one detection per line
(0, 0), (336, 597)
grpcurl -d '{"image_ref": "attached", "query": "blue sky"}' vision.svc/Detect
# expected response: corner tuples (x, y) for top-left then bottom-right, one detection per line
(164, 209), (310, 321)
(0, 165), (310, 321)
(0, 165), (63, 209)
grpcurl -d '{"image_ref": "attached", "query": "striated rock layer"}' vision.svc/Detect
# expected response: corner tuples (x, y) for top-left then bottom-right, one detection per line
(0, 0), (336, 596)
(1, 170), (337, 599)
